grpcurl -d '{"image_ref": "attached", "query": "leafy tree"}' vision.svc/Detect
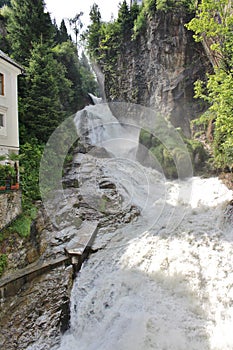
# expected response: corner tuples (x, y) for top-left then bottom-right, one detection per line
(6, 0), (55, 63)
(187, 0), (233, 169)
(0, 0), (99, 227)
(187, 0), (233, 69)
(156, 0), (197, 12)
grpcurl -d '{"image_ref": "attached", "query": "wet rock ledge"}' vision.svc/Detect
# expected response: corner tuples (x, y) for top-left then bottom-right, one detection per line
(0, 150), (140, 350)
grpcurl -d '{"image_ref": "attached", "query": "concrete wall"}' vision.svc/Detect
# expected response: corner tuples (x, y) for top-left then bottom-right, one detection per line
(0, 191), (22, 230)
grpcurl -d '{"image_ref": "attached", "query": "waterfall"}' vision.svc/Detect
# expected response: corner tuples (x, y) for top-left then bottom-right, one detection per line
(54, 100), (232, 350)
(74, 102), (140, 159)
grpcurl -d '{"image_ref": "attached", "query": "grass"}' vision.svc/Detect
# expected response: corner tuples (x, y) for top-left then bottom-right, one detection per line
(0, 206), (38, 277)
(8, 206), (37, 238)
(0, 205), (38, 242)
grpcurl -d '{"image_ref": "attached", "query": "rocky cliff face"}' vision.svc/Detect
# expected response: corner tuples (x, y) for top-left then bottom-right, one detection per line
(104, 11), (211, 136)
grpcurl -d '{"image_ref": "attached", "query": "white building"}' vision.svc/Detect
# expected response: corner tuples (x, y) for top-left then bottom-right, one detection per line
(0, 50), (23, 158)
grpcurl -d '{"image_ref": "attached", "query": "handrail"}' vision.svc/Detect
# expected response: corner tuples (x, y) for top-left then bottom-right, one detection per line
(0, 178), (19, 192)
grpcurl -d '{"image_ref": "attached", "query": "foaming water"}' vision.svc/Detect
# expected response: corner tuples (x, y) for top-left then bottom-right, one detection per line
(53, 102), (233, 350)
(54, 171), (232, 350)
(74, 103), (140, 158)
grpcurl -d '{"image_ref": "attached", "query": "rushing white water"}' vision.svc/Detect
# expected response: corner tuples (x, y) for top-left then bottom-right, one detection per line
(55, 103), (232, 350)
(74, 103), (140, 159)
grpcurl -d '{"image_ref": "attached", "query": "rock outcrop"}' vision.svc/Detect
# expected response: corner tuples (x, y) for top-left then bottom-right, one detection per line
(0, 191), (22, 230)
(104, 11), (212, 136)
(0, 147), (140, 350)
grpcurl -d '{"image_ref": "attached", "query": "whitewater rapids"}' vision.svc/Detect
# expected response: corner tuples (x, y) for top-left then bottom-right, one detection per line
(56, 167), (232, 350)
(43, 101), (233, 350)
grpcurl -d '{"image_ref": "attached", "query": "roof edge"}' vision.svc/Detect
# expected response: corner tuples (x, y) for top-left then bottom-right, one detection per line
(0, 50), (24, 73)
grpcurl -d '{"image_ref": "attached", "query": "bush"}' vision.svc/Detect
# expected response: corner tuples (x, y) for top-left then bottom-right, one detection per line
(19, 141), (44, 208)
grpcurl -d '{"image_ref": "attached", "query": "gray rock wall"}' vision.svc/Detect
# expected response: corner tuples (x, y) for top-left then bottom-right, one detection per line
(0, 191), (22, 230)
(104, 11), (211, 136)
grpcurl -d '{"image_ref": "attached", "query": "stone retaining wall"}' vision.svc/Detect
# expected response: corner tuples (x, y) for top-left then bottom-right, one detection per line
(0, 190), (22, 230)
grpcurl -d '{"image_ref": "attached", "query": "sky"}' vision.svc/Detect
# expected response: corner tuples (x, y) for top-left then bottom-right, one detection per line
(45, 0), (129, 28)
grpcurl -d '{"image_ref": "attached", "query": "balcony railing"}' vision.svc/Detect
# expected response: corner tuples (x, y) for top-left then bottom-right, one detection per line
(0, 177), (19, 192)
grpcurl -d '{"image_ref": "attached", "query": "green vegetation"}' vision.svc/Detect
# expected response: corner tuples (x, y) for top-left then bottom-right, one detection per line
(86, 0), (197, 70)
(0, 0), (98, 143)
(133, 0), (197, 38)
(0, 164), (15, 178)
(86, 0), (232, 173)
(0, 0), (98, 262)
(19, 141), (44, 206)
(0, 253), (7, 277)
(0, 0), (10, 7)
(5, 0), (54, 62)
(8, 206), (37, 237)
(140, 127), (208, 178)
(87, 1), (139, 62)
(0, 0), (98, 209)
(186, 0), (233, 170)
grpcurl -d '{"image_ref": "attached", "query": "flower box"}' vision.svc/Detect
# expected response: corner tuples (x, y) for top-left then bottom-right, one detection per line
(10, 183), (19, 190)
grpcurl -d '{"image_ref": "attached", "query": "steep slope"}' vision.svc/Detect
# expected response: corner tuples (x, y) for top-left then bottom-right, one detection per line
(103, 11), (212, 136)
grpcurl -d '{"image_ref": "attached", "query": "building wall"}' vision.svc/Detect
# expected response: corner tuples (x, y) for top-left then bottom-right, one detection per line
(0, 55), (22, 229)
(0, 59), (20, 156)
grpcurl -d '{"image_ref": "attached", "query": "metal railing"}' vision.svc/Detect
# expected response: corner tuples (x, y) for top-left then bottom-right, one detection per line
(0, 177), (19, 192)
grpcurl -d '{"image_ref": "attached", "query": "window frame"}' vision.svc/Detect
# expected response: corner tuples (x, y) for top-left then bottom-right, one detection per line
(0, 109), (7, 136)
(0, 113), (4, 127)
(0, 73), (4, 96)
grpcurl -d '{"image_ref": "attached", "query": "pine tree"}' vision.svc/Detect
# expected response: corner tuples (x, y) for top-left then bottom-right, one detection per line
(57, 19), (71, 43)
(53, 41), (83, 112)
(7, 0), (55, 63)
(117, 0), (132, 35)
(87, 3), (102, 58)
(0, 0), (10, 7)
(21, 42), (72, 142)
(130, 1), (140, 22)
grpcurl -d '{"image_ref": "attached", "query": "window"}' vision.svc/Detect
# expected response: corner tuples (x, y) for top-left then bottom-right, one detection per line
(0, 113), (4, 127)
(0, 73), (4, 95)
(0, 111), (6, 136)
